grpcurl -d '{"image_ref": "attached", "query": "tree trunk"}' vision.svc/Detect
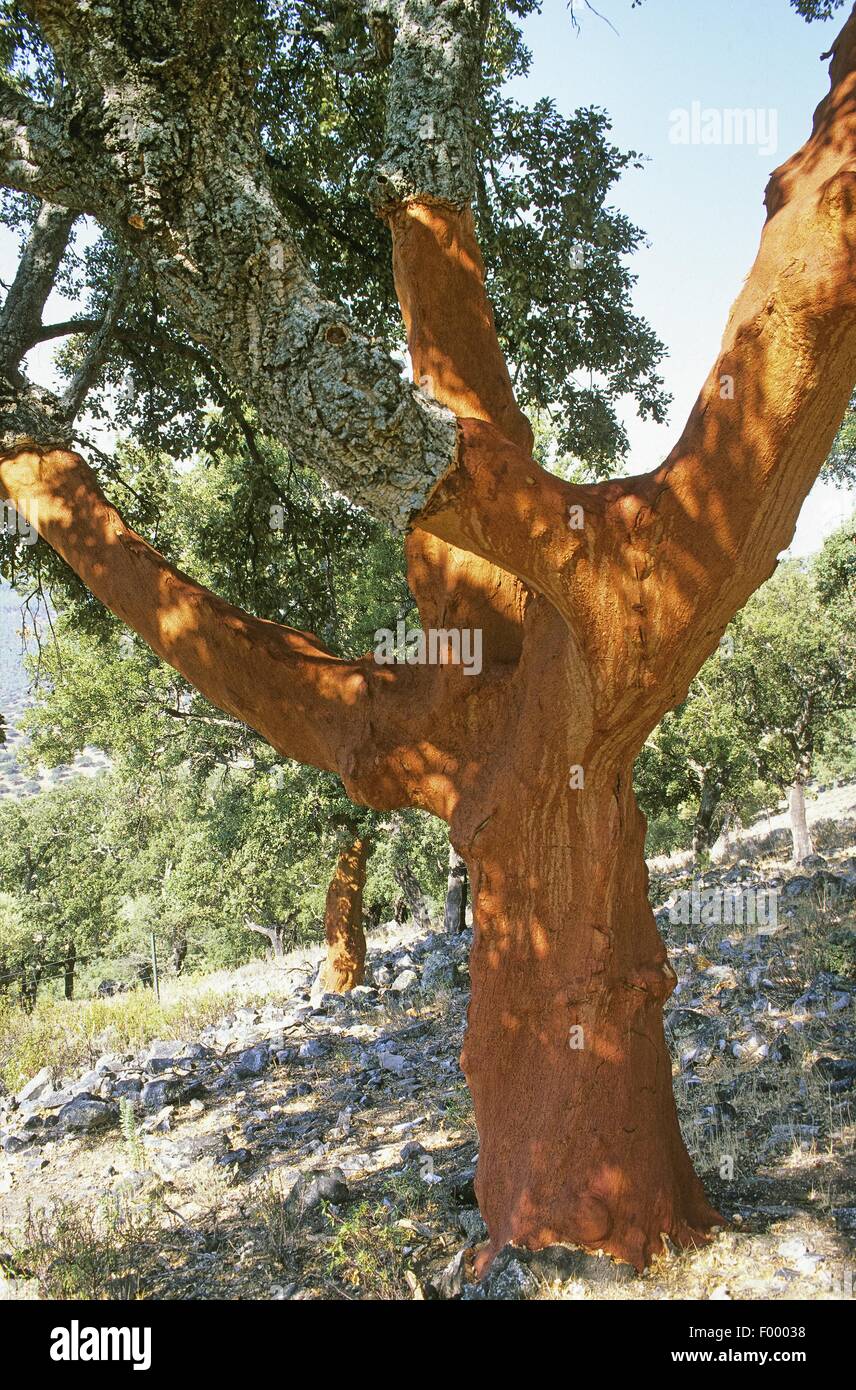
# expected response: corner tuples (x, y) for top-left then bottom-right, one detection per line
(394, 863), (431, 932)
(462, 767), (721, 1273)
(691, 771), (721, 858)
(1, 0), (854, 1279)
(710, 806), (736, 865)
(171, 933), (188, 976)
(789, 776), (814, 865)
(318, 836), (369, 994)
(63, 941), (76, 1001)
(443, 844), (468, 934)
(19, 963), (42, 1013)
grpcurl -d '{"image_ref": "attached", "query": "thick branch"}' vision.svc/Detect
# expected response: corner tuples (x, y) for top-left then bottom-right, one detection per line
(582, 7), (856, 721)
(1, 1), (460, 530)
(373, 0), (487, 209)
(0, 441), (456, 809)
(0, 78), (101, 209)
(0, 200), (75, 382)
(60, 259), (129, 421)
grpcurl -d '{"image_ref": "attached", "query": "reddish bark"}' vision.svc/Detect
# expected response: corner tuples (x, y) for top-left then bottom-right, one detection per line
(2, 9), (856, 1274)
(318, 836), (369, 994)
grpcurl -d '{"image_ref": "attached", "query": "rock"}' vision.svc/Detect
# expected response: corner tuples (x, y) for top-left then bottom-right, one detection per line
(379, 1052), (408, 1074)
(16, 1066), (53, 1106)
(390, 968), (418, 993)
(814, 1056), (856, 1087)
(433, 1247), (473, 1299)
(763, 1123), (819, 1154)
(421, 952), (457, 993)
(465, 1252), (538, 1300)
(465, 1243), (638, 1299)
(142, 1106), (174, 1133)
(400, 1139), (429, 1163)
(297, 1039), (328, 1061)
(144, 1040), (210, 1074)
(285, 1167), (350, 1222)
(2, 1133), (33, 1154)
(216, 1148), (252, 1169)
(112, 1078), (143, 1103)
(94, 1053), (123, 1074)
(75, 1069), (104, 1094)
(144, 1133), (228, 1178)
(57, 1095), (117, 1133)
(234, 1044), (269, 1078)
(140, 1077), (198, 1112)
(783, 876), (815, 899)
(33, 1087), (75, 1111)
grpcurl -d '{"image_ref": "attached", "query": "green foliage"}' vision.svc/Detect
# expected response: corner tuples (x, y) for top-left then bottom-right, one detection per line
(0, 780), (121, 997)
(0, 0), (669, 539)
(821, 393), (856, 488)
(8, 1196), (155, 1300)
(637, 518), (856, 852)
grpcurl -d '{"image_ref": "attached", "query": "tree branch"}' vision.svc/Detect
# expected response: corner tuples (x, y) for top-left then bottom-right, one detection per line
(584, 5), (856, 719)
(60, 259), (130, 421)
(0, 76), (103, 210)
(0, 440), (464, 814)
(0, 0), (460, 530)
(0, 200), (75, 383)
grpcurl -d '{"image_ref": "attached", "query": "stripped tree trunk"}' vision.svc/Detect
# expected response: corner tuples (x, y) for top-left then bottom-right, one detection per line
(1, 0), (855, 1270)
(318, 836), (369, 994)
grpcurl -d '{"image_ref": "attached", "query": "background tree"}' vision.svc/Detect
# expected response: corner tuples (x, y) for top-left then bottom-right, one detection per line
(637, 519), (856, 863)
(714, 543), (856, 864)
(0, 779), (120, 1005)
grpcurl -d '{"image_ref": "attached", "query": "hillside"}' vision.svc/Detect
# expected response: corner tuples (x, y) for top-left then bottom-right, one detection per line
(1, 817), (854, 1301)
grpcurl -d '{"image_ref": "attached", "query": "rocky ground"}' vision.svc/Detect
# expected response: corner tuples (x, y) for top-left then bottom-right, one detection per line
(0, 826), (855, 1301)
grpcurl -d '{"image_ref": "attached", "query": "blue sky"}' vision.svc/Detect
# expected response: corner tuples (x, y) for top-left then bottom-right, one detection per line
(2, 0), (852, 556)
(506, 0), (853, 554)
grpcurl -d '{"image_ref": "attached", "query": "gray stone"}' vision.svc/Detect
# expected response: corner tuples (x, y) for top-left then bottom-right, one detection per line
(286, 1166), (349, 1220)
(57, 1095), (117, 1133)
(379, 1051), (408, 1074)
(16, 1066), (53, 1106)
(144, 1040), (210, 1074)
(390, 968), (418, 993)
(421, 951), (457, 993)
(2, 1133), (33, 1154)
(112, 1078), (143, 1102)
(139, 1077), (197, 1112)
(234, 1044), (269, 1077)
